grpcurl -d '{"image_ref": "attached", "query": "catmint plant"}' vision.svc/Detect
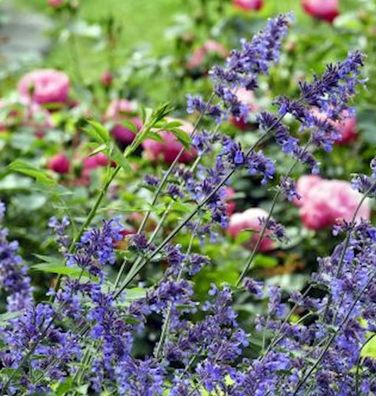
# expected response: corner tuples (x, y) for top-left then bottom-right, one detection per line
(0, 13), (374, 396)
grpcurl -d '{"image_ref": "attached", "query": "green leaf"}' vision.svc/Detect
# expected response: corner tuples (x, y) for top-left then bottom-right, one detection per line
(253, 254), (278, 269)
(0, 175), (32, 190)
(13, 193), (47, 211)
(361, 334), (376, 358)
(171, 200), (196, 214)
(164, 120), (183, 129)
(116, 288), (147, 307)
(111, 146), (132, 172)
(8, 160), (56, 186)
(32, 260), (91, 279)
(169, 127), (191, 149)
(145, 131), (163, 142)
(85, 120), (110, 144)
(53, 377), (74, 396)
(357, 108), (376, 145)
(89, 143), (107, 156)
(0, 311), (20, 324)
(122, 119), (138, 133)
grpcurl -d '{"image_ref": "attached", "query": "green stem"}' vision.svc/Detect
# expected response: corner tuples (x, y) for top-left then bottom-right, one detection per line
(154, 228), (197, 359)
(137, 93), (215, 236)
(323, 181), (376, 321)
(292, 273), (375, 395)
(355, 333), (376, 395)
(236, 139), (311, 287)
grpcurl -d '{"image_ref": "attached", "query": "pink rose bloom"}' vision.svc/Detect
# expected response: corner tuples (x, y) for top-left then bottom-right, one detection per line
(48, 0), (64, 7)
(18, 69), (70, 105)
(294, 175), (322, 206)
(83, 153), (108, 171)
(142, 118), (197, 165)
(333, 115), (357, 145)
(295, 176), (370, 230)
(227, 208), (274, 252)
(230, 88), (259, 130)
(233, 0), (264, 11)
(48, 153), (70, 174)
(100, 70), (113, 87)
(311, 109), (358, 145)
(187, 40), (228, 70)
(82, 153), (114, 172)
(302, 0), (339, 23)
(105, 99), (142, 145)
(224, 187), (236, 216)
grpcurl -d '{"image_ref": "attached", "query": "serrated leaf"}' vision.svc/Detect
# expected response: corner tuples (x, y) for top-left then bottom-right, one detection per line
(8, 160), (56, 186)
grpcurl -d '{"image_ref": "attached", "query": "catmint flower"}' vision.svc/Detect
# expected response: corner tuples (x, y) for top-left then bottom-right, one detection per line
(67, 219), (123, 279)
(167, 183), (183, 199)
(48, 216), (70, 251)
(246, 151), (275, 184)
(280, 176), (301, 201)
(144, 174), (160, 187)
(0, 202), (33, 311)
(244, 277), (264, 298)
(352, 157), (376, 197)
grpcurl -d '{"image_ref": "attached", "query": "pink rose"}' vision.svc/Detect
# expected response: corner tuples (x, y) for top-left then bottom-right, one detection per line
(311, 109), (358, 145)
(333, 115), (357, 145)
(224, 187), (236, 216)
(233, 0), (264, 11)
(100, 70), (113, 87)
(302, 0), (339, 23)
(227, 208), (274, 252)
(48, 153), (70, 174)
(82, 153), (115, 172)
(295, 176), (370, 230)
(105, 99), (142, 145)
(83, 154), (107, 171)
(294, 175), (322, 206)
(48, 0), (64, 7)
(187, 40), (228, 70)
(142, 118), (197, 165)
(18, 69), (70, 105)
(230, 88), (259, 130)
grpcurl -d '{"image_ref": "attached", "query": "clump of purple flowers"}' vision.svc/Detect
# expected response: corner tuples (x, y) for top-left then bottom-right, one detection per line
(0, 14), (374, 396)
(0, 202), (33, 312)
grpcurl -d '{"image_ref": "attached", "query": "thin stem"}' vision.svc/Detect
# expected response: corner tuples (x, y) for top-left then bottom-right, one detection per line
(115, 113), (286, 296)
(260, 285), (313, 361)
(292, 272), (375, 395)
(114, 202), (173, 289)
(355, 333), (376, 395)
(137, 93), (215, 236)
(236, 139), (311, 287)
(323, 181), (376, 321)
(154, 227), (197, 359)
(53, 165), (121, 293)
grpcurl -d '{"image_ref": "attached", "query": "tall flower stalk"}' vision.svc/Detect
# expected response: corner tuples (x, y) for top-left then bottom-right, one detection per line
(0, 13), (374, 396)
